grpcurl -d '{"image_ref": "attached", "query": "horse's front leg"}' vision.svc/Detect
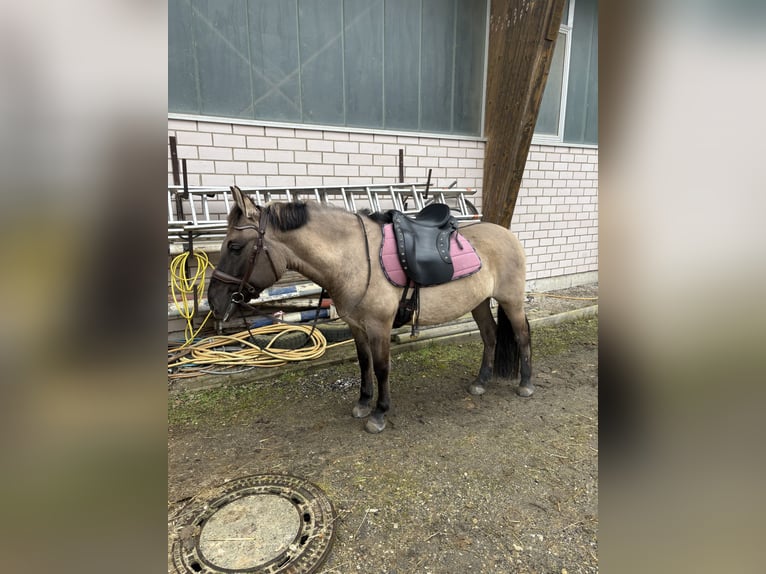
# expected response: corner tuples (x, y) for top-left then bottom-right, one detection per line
(365, 329), (391, 434)
(350, 326), (374, 419)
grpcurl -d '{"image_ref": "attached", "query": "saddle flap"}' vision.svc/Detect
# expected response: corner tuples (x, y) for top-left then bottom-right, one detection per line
(391, 206), (458, 286)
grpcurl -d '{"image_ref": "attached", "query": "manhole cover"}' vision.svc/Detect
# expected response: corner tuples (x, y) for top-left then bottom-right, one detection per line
(171, 474), (335, 574)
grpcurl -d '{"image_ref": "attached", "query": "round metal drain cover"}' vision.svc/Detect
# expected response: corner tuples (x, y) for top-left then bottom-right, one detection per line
(172, 474), (335, 574)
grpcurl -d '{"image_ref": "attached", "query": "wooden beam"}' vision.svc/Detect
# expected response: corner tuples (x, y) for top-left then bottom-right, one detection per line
(482, 0), (568, 227)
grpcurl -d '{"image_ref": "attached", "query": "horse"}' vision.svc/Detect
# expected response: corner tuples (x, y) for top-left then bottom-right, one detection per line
(207, 186), (533, 433)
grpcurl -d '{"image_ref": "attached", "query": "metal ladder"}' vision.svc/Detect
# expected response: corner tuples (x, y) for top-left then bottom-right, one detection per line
(167, 181), (480, 249)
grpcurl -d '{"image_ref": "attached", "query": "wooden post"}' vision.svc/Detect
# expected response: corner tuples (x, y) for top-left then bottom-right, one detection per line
(482, 0), (567, 227)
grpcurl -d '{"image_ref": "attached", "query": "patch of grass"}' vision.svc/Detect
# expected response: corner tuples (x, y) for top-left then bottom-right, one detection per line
(169, 317), (598, 428)
(532, 316), (598, 357)
(169, 375), (294, 429)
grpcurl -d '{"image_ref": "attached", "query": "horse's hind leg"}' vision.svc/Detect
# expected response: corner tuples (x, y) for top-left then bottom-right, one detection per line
(350, 326), (374, 419)
(501, 304), (533, 397)
(468, 299), (497, 396)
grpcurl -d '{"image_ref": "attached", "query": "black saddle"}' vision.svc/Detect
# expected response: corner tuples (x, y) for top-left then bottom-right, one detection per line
(390, 203), (459, 286)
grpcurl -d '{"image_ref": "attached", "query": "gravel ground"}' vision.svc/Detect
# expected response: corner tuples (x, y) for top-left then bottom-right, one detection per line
(169, 284), (598, 573)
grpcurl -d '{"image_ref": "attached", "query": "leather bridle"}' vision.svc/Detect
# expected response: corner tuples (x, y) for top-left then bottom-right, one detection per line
(211, 206), (280, 321)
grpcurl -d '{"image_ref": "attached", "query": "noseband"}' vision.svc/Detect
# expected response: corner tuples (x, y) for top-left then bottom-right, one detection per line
(212, 207), (279, 321)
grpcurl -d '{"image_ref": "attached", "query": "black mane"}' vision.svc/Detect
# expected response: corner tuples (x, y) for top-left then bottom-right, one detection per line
(228, 201), (310, 231)
(360, 208), (395, 225)
(266, 202), (310, 231)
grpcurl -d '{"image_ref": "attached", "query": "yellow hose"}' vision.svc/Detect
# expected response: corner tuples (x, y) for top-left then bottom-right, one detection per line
(169, 250), (214, 344)
(168, 250), (353, 381)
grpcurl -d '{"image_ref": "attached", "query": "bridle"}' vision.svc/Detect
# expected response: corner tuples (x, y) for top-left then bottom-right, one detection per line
(211, 206), (279, 322)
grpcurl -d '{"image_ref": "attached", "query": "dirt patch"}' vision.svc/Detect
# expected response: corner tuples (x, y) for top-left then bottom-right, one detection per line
(169, 292), (598, 573)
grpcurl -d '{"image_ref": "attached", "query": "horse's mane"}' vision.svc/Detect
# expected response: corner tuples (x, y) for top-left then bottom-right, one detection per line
(359, 208), (394, 225)
(230, 199), (389, 231)
(267, 202), (310, 231)
(227, 201), (310, 231)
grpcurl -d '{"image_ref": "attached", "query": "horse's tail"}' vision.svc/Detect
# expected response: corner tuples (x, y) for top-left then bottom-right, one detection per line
(494, 306), (527, 379)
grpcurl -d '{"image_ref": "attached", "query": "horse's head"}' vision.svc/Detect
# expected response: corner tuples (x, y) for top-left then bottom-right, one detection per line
(207, 186), (282, 321)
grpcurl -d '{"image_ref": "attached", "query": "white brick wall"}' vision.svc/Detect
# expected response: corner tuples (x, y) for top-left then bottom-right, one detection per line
(168, 119), (598, 285)
(169, 120), (484, 190)
(513, 144), (599, 282)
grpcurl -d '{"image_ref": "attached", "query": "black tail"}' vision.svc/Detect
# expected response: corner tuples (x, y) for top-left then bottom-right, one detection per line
(494, 307), (526, 379)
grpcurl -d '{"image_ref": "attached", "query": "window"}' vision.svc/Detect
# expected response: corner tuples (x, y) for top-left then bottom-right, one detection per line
(169, 0), (488, 136)
(534, 0), (598, 145)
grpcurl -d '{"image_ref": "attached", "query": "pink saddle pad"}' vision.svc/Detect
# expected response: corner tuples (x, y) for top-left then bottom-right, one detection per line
(379, 223), (482, 287)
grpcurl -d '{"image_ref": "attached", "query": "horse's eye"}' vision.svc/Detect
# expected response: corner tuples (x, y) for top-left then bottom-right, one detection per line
(228, 241), (243, 253)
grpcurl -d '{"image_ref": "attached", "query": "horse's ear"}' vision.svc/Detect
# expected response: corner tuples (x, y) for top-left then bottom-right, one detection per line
(230, 185), (257, 220)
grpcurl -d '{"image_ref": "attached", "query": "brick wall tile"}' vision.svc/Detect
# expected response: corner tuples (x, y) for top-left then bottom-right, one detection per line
(352, 132), (375, 142)
(322, 176), (350, 185)
(265, 127), (295, 137)
(307, 139), (334, 152)
(198, 121), (233, 134)
(335, 165), (359, 177)
(427, 146), (447, 157)
(176, 131), (213, 146)
(278, 138), (307, 151)
(234, 148), (265, 161)
(373, 155), (396, 166)
(249, 162), (278, 175)
(439, 157), (458, 168)
(279, 163), (307, 175)
(295, 176), (324, 187)
(295, 129), (323, 139)
(308, 164), (334, 176)
(325, 132), (350, 141)
(373, 134), (397, 143)
(360, 165), (383, 177)
(201, 174), (233, 186)
(359, 142), (383, 155)
(168, 119), (196, 131)
(349, 153), (373, 165)
(322, 152), (348, 165)
(233, 124), (265, 136)
(199, 146), (233, 160)
(266, 175), (296, 187)
(213, 133), (246, 148)
(295, 151), (323, 163)
(247, 136), (278, 150)
(185, 159), (214, 173)
(334, 141), (359, 153)
(465, 168), (484, 180)
(265, 149), (294, 163)
(215, 161), (248, 174)
(176, 145), (198, 159)
(234, 175), (267, 187)
(466, 148), (484, 159)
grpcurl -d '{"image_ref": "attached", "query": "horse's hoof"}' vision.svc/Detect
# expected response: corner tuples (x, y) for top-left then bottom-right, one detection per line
(365, 417), (386, 434)
(352, 404), (372, 418)
(468, 383), (486, 396)
(516, 384), (535, 397)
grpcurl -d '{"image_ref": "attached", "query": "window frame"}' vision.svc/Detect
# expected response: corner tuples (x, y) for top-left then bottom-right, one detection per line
(531, 0), (575, 146)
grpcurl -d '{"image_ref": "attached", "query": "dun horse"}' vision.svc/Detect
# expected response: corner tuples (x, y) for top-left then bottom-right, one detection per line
(208, 186), (532, 433)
